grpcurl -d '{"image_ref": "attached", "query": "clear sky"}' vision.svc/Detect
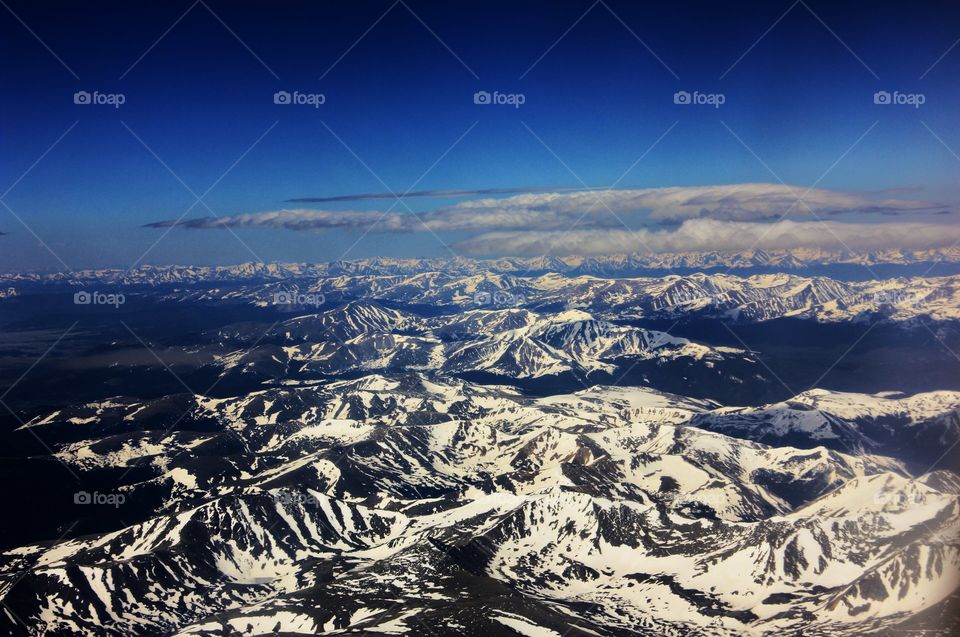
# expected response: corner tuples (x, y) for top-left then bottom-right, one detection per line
(1, 0), (959, 271)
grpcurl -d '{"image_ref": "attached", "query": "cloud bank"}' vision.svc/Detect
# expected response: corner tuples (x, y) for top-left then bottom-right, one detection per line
(451, 219), (960, 256)
(440, 183), (942, 224)
(144, 183), (955, 255)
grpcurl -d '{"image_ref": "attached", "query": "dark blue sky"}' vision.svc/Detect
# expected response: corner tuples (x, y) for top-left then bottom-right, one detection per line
(1, 0), (958, 270)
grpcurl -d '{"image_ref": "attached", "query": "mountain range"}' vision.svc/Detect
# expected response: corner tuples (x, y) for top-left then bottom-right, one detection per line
(3, 247), (960, 285)
(5, 375), (959, 635)
(0, 258), (958, 635)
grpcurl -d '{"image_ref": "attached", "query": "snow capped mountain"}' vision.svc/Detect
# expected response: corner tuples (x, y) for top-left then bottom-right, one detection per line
(441, 309), (698, 377)
(210, 304), (751, 381)
(690, 389), (960, 469)
(274, 301), (414, 342)
(692, 402), (875, 453)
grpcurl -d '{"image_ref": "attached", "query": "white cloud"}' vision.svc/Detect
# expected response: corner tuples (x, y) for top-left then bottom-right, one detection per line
(145, 203), (623, 233)
(146, 183), (943, 233)
(437, 183), (941, 224)
(143, 184), (956, 255)
(452, 219), (960, 256)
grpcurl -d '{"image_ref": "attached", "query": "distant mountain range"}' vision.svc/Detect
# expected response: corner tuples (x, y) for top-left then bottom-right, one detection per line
(3, 247), (960, 284)
(142, 270), (960, 324)
(4, 252), (960, 327)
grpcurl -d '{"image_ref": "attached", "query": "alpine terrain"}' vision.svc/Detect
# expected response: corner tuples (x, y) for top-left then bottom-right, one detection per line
(0, 256), (957, 636)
